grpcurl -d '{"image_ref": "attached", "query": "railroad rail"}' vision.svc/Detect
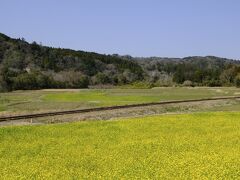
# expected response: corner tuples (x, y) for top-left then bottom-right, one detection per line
(0, 96), (240, 122)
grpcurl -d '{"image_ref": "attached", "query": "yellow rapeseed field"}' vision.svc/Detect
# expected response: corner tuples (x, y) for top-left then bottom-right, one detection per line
(0, 112), (239, 179)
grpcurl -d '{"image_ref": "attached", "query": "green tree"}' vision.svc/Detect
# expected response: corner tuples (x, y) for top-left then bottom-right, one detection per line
(94, 73), (110, 84)
(235, 74), (240, 88)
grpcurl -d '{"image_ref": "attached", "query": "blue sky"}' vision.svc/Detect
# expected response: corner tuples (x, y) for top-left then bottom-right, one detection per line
(1, 0), (240, 59)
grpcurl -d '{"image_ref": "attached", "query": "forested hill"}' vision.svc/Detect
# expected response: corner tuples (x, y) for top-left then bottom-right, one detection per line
(0, 33), (144, 91)
(136, 56), (240, 87)
(0, 32), (240, 91)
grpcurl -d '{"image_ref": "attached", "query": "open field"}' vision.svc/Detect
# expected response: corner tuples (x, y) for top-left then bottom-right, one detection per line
(1, 98), (239, 126)
(1, 87), (240, 116)
(0, 112), (239, 179)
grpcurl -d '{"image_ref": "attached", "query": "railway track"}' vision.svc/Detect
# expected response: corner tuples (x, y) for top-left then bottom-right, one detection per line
(0, 96), (240, 122)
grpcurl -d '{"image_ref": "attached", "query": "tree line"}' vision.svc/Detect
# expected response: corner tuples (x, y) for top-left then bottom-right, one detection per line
(0, 32), (240, 91)
(136, 56), (240, 87)
(0, 33), (143, 91)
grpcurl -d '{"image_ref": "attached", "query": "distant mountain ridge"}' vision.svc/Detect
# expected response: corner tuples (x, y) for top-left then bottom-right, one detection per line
(0, 32), (240, 91)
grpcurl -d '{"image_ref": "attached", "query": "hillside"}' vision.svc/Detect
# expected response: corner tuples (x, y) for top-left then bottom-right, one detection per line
(0, 32), (240, 91)
(135, 56), (240, 87)
(0, 33), (144, 91)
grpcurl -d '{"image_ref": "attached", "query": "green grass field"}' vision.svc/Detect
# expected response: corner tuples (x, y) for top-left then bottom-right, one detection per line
(1, 87), (240, 114)
(0, 112), (239, 179)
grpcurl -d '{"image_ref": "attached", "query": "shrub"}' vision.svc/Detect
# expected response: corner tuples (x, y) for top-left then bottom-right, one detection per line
(12, 73), (38, 90)
(183, 80), (193, 87)
(94, 73), (110, 84)
(73, 76), (89, 88)
(204, 80), (222, 87)
(235, 75), (240, 88)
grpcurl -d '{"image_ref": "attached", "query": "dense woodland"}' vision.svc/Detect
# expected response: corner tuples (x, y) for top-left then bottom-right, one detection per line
(136, 56), (240, 87)
(0, 32), (240, 91)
